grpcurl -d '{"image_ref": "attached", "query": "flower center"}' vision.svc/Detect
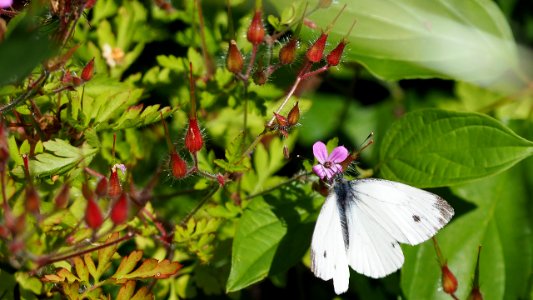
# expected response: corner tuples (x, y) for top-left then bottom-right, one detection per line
(324, 161), (332, 168)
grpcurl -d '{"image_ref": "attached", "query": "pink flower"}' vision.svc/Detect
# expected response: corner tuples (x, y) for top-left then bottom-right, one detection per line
(0, 0), (12, 8)
(312, 141), (348, 181)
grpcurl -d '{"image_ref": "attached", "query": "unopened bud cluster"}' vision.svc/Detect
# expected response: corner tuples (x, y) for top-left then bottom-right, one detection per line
(272, 102), (300, 137)
(83, 164), (129, 230)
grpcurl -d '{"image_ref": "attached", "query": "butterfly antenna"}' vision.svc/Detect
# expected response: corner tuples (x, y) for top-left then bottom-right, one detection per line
(358, 132), (374, 154)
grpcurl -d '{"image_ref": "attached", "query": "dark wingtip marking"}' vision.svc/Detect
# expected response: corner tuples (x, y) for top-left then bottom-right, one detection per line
(413, 215), (421, 222)
(323, 251), (327, 258)
(391, 243), (396, 248)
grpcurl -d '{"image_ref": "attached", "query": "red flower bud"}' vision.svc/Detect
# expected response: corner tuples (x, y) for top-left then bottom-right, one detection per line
(306, 33), (328, 63)
(274, 112), (288, 127)
(326, 40), (346, 66)
(85, 197), (103, 229)
(85, 0), (97, 9)
(55, 184), (70, 208)
(25, 186), (40, 214)
(441, 265), (458, 294)
(170, 151), (187, 179)
(110, 193), (128, 225)
(279, 38), (298, 65)
(81, 58), (95, 81)
(217, 174), (226, 186)
(287, 101), (300, 126)
(226, 40), (244, 74)
(185, 118), (203, 153)
(467, 288), (483, 300)
(108, 169), (121, 199)
(247, 10), (265, 45)
(95, 176), (108, 198)
(0, 226), (8, 238)
(253, 69), (268, 85)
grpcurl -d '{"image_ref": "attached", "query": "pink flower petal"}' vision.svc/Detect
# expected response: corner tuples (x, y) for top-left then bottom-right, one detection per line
(313, 141), (328, 164)
(324, 167), (336, 180)
(312, 164), (327, 180)
(332, 163), (343, 174)
(0, 0), (12, 8)
(328, 146), (348, 163)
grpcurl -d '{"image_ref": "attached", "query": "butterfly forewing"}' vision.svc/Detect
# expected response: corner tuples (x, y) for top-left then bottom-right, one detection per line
(348, 179), (454, 245)
(310, 191), (350, 294)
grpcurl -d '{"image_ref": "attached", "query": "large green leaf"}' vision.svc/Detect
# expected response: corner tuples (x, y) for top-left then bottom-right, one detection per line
(226, 192), (314, 292)
(0, 10), (57, 87)
(401, 161), (532, 299)
(270, 0), (519, 86)
(378, 109), (533, 187)
(226, 198), (285, 292)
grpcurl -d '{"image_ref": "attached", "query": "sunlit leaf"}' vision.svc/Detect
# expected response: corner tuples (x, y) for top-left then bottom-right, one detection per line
(379, 109), (533, 187)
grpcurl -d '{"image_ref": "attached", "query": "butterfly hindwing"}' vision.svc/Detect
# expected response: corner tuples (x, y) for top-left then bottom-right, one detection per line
(310, 191), (350, 294)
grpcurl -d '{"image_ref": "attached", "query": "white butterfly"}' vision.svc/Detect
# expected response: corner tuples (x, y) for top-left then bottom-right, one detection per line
(310, 178), (454, 294)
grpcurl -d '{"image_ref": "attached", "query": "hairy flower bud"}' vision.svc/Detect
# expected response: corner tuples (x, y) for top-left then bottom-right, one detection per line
(85, 0), (96, 9)
(253, 69), (268, 85)
(110, 193), (128, 225)
(279, 38), (298, 65)
(81, 58), (95, 81)
(108, 169), (121, 199)
(287, 102), (300, 126)
(326, 40), (346, 66)
(306, 33), (328, 63)
(185, 118), (203, 153)
(217, 174), (225, 186)
(55, 184), (70, 208)
(441, 265), (458, 294)
(25, 186), (40, 214)
(226, 40), (244, 74)
(95, 176), (108, 197)
(85, 197), (103, 229)
(274, 112), (288, 127)
(170, 151), (187, 179)
(467, 288), (483, 300)
(247, 10), (265, 45)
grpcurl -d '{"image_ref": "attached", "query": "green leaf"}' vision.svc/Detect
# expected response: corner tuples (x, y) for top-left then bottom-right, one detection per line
(401, 161), (532, 299)
(73, 257), (89, 283)
(379, 109), (533, 187)
(113, 250), (143, 279)
(12, 139), (98, 179)
(226, 198), (286, 292)
(226, 192), (314, 292)
(117, 281), (136, 300)
(95, 232), (121, 282)
(271, 0), (519, 86)
(0, 10), (57, 86)
(0, 269), (18, 299)
(112, 250), (181, 280)
(15, 272), (42, 294)
(213, 132), (251, 172)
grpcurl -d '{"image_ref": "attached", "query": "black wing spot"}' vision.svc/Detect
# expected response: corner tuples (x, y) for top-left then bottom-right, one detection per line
(323, 251), (327, 258)
(391, 243), (396, 248)
(413, 215), (421, 222)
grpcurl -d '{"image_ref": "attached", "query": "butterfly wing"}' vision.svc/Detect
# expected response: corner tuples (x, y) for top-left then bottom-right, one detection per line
(310, 191), (351, 294)
(345, 178), (454, 278)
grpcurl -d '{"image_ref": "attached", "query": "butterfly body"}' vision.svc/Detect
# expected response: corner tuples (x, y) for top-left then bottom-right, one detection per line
(311, 178), (454, 294)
